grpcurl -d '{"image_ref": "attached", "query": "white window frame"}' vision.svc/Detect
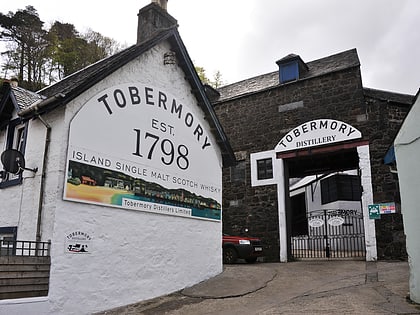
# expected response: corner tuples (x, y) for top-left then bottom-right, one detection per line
(250, 150), (278, 187)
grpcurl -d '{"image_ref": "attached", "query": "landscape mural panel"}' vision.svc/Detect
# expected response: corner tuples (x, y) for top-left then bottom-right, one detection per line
(64, 83), (221, 220)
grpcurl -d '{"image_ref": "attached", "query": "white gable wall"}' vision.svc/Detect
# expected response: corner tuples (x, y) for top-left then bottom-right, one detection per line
(1, 41), (224, 315)
(49, 41), (223, 314)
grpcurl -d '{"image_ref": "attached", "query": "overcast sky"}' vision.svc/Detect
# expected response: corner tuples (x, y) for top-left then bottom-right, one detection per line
(2, 0), (419, 94)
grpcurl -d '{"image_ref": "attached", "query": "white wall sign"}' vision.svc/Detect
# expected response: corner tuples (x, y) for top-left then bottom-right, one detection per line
(308, 218), (324, 228)
(65, 231), (92, 254)
(275, 119), (362, 153)
(64, 83), (221, 221)
(328, 216), (345, 227)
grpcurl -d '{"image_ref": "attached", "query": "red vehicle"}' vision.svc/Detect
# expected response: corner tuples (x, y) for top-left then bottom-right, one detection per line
(81, 176), (96, 186)
(222, 234), (264, 264)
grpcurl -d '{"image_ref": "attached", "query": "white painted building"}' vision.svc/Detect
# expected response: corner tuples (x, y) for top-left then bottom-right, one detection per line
(0, 3), (234, 314)
(394, 91), (420, 304)
(290, 170), (362, 214)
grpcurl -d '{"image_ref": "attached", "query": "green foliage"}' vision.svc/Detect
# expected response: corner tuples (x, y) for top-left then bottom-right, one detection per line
(0, 6), (48, 90)
(0, 6), (222, 92)
(195, 66), (225, 88)
(0, 6), (122, 91)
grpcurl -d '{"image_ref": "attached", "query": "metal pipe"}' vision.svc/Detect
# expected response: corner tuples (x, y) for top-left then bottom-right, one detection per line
(35, 115), (51, 243)
(18, 93), (65, 118)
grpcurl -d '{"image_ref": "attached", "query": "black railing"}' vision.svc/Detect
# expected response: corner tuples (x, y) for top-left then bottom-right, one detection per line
(0, 240), (51, 257)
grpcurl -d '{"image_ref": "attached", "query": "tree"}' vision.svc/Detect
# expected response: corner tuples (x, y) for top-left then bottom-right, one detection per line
(1, 6), (123, 90)
(195, 66), (210, 85)
(195, 66), (225, 88)
(48, 24), (121, 80)
(0, 6), (48, 90)
(212, 70), (224, 88)
(83, 29), (121, 61)
(48, 21), (77, 79)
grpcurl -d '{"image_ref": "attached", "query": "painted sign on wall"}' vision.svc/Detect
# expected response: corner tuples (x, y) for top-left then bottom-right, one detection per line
(379, 202), (396, 214)
(65, 231), (92, 254)
(369, 202), (396, 215)
(64, 83), (221, 220)
(275, 119), (362, 153)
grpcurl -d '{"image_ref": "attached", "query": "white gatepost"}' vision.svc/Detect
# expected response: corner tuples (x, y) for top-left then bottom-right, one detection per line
(276, 158), (288, 262)
(357, 144), (378, 261)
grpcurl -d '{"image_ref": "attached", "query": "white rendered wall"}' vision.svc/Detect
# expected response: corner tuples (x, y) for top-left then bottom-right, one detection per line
(291, 172), (362, 214)
(395, 96), (420, 304)
(1, 41), (224, 315)
(0, 114), (56, 242)
(49, 42), (223, 315)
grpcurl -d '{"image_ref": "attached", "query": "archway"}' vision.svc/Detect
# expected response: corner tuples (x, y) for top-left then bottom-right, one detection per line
(273, 119), (377, 262)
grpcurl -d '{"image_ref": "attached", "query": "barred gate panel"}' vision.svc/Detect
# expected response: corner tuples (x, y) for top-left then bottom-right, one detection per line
(291, 209), (365, 259)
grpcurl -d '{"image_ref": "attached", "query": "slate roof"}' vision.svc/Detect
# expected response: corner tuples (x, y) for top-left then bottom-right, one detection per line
(214, 48), (361, 102)
(18, 26), (235, 166)
(37, 29), (176, 101)
(0, 82), (44, 129)
(363, 87), (414, 105)
(11, 86), (44, 110)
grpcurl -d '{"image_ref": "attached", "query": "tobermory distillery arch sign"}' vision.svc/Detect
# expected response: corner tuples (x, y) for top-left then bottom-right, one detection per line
(275, 119), (362, 153)
(64, 83), (222, 221)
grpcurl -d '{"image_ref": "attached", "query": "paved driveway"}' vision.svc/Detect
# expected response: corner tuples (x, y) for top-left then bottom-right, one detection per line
(97, 260), (420, 315)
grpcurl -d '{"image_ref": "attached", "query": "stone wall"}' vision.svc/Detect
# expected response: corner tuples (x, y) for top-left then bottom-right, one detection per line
(363, 93), (411, 260)
(214, 65), (411, 261)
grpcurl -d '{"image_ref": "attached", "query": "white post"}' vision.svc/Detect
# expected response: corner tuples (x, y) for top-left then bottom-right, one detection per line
(357, 144), (377, 261)
(276, 158), (288, 262)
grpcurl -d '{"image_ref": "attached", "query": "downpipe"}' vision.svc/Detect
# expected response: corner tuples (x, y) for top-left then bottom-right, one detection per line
(35, 115), (51, 243)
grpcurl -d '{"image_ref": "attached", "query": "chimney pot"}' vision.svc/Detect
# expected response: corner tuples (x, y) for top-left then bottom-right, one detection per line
(152, 0), (168, 11)
(10, 77), (18, 87)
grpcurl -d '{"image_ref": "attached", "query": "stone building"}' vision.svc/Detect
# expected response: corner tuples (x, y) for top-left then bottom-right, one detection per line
(209, 49), (414, 262)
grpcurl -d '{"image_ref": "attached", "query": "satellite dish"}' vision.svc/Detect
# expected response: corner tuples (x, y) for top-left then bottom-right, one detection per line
(1, 149), (37, 174)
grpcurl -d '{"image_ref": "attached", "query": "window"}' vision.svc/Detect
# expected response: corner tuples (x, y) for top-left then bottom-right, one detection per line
(0, 226), (17, 255)
(0, 119), (27, 187)
(257, 158), (273, 180)
(279, 61), (299, 83)
(321, 175), (361, 204)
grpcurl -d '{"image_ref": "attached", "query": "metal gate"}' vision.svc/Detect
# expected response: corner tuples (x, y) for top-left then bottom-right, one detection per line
(291, 209), (365, 259)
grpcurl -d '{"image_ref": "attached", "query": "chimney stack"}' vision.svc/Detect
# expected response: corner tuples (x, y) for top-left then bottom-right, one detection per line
(152, 0), (168, 11)
(137, 0), (177, 44)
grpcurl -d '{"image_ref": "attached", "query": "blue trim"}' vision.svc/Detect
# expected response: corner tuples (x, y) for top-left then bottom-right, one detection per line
(0, 226), (17, 240)
(280, 61), (299, 83)
(384, 145), (395, 165)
